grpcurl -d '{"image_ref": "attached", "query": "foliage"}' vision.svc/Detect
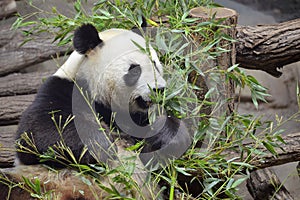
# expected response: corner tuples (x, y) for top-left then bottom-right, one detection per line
(8, 0), (300, 199)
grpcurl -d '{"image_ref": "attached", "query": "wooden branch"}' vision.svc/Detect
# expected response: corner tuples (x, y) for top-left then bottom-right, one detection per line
(236, 19), (300, 77)
(0, 24), (70, 77)
(0, 0), (17, 19)
(0, 71), (53, 97)
(0, 94), (35, 126)
(224, 132), (300, 170)
(246, 168), (294, 200)
(187, 8), (300, 77)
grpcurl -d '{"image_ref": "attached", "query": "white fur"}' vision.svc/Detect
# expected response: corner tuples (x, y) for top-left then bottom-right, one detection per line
(54, 51), (85, 80)
(45, 28), (166, 199)
(76, 29), (166, 112)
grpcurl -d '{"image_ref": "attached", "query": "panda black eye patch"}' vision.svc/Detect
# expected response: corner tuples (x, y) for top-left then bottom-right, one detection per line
(129, 64), (140, 71)
(123, 64), (142, 86)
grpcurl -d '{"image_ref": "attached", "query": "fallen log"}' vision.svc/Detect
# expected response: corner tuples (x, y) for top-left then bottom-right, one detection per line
(224, 132), (300, 170)
(0, 94), (35, 126)
(0, 24), (70, 77)
(236, 18), (300, 77)
(246, 168), (294, 200)
(0, 71), (53, 97)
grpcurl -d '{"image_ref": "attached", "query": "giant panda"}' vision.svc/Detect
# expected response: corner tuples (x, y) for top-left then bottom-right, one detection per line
(15, 23), (191, 198)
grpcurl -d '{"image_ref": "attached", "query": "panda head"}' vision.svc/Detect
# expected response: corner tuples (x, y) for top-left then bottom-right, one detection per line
(73, 24), (166, 113)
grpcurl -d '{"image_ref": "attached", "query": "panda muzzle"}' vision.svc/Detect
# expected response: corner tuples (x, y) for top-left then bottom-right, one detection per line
(136, 96), (153, 109)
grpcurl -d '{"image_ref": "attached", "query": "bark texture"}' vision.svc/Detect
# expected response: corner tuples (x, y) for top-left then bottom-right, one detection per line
(247, 168), (294, 200)
(236, 18), (300, 77)
(0, 71), (53, 97)
(0, 131), (15, 168)
(0, 94), (35, 125)
(224, 132), (300, 169)
(0, 24), (70, 77)
(189, 7), (237, 114)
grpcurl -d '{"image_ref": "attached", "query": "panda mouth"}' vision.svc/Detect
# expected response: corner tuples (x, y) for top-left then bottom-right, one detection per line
(136, 96), (153, 110)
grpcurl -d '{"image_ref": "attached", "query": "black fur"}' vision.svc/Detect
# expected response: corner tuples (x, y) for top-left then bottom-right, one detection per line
(123, 64), (142, 86)
(141, 16), (147, 28)
(16, 76), (114, 167)
(139, 115), (191, 167)
(16, 22), (190, 168)
(16, 75), (186, 167)
(73, 24), (102, 54)
(131, 16), (147, 36)
(142, 116), (181, 153)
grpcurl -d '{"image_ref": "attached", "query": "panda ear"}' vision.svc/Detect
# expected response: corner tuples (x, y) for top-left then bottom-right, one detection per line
(140, 16), (147, 28)
(131, 16), (147, 36)
(73, 24), (103, 55)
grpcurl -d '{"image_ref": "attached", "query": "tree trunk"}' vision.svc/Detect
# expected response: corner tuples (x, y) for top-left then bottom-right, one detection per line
(0, 94), (35, 125)
(189, 7), (237, 115)
(247, 168), (294, 200)
(236, 18), (300, 77)
(0, 71), (53, 97)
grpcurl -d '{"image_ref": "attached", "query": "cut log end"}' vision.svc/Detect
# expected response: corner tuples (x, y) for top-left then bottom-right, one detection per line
(189, 7), (237, 19)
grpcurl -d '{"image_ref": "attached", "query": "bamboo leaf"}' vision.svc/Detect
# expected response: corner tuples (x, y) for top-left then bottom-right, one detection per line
(262, 141), (277, 155)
